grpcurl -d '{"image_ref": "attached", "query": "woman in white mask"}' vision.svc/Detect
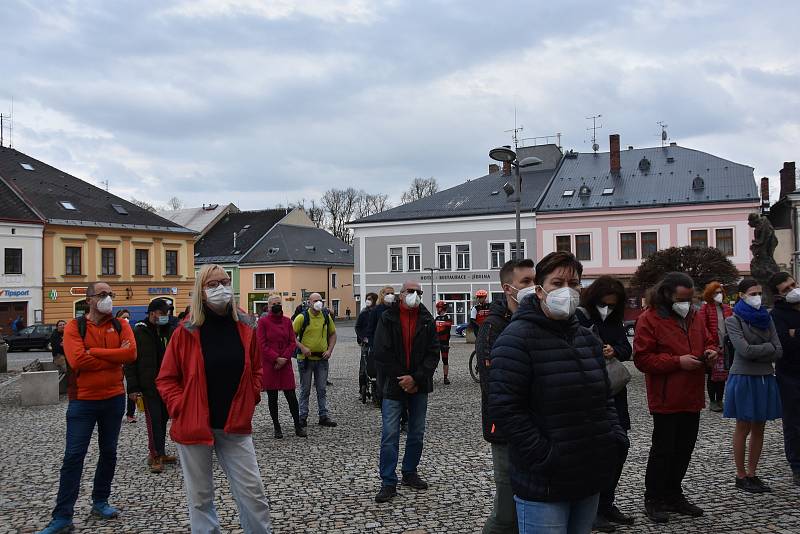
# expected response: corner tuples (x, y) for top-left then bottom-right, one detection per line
(575, 276), (634, 531)
(698, 282), (733, 412)
(488, 252), (628, 534)
(157, 264), (272, 533)
(365, 286), (396, 407)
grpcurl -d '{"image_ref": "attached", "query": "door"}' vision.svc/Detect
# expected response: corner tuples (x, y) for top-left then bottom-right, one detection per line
(331, 299), (340, 319)
(0, 302), (28, 338)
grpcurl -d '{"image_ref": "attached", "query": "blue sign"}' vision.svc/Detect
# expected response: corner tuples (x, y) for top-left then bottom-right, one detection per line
(148, 287), (178, 295)
(0, 288), (31, 298)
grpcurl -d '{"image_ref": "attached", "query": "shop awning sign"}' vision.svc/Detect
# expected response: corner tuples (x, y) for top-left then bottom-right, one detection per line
(0, 288), (31, 298)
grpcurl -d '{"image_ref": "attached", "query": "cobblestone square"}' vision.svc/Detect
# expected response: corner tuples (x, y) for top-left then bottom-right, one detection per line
(2, 334), (799, 533)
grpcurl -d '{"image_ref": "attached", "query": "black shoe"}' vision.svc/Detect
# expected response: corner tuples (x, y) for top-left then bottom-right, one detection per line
(300, 417), (307, 428)
(400, 422), (408, 433)
(748, 476), (771, 493)
(665, 495), (703, 517)
(318, 417), (337, 427)
(443, 377), (451, 385)
(401, 472), (428, 490)
(793, 472), (800, 487)
(593, 514), (615, 532)
(605, 505), (634, 525)
(294, 425), (308, 438)
(326, 380), (333, 386)
(736, 476), (760, 493)
(274, 427), (283, 439)
(360, 385), (367, 404)
(644, 499), (669, 523)
(375, 485), (397, 503)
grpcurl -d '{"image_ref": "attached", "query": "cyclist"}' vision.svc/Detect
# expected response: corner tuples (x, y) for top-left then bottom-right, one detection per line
(470, 289), (491, 338)
(434, 301), (454, 385)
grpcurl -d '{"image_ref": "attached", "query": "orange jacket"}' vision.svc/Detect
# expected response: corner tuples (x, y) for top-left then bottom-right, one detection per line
(63, 316), (137, 401)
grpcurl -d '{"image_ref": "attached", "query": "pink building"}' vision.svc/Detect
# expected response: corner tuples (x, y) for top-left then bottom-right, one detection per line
(536, 135), (760, 290)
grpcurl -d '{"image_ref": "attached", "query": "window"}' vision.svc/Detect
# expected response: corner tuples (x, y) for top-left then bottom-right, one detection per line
(331, 272), (338, 288)
(390, 247), (403, 272)
(20, 163), (34, 171)
(575, 234), (591, 261)
(59, 201), (76, 210)
(620, 233), (637, 260)
(111, 204), (128, 215)
(407, 246), (421, 272)
(254, 273), (275, 290)
(690, 229), (708, 248)
(65, 247), (81, 275)
(602, 188), (614, 195)
(101, 248), (116, 275)
(641, 232), (658, 258)
(135, 249), (149, 275)
(456, 244), (471, 270)
(4, 248), (22, 274)
(165, 250), (178, 276)
(556, 235), (571, 253)
(438, 245), (452, 271)
(510, 241), (525, 260)
(562, 190), (575, 197)
(715, 228), (734, 256)
(490, 242), (506, 269)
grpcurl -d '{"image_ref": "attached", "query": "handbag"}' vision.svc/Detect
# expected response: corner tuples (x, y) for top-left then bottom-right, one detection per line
(605, 357), (631, 396)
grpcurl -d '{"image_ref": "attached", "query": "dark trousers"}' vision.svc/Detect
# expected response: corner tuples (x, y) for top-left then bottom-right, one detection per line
(777, 371), (800, 473)
(266, 389), (300, 429)
(52, 395), (125, 520)
(644, 412), (700, 501)
(707, 375), (725, 403)
(599, 430), (629, 513)
(143, 394), (169, 458)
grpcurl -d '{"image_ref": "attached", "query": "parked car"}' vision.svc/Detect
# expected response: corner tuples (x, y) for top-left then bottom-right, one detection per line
(2, 324), (57, 352)
(455, 323), (469, 337)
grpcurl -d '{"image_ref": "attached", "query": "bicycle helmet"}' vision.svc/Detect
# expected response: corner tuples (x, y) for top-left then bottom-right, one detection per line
(435, 300), (447, 310)
(475, 289), (488, 298)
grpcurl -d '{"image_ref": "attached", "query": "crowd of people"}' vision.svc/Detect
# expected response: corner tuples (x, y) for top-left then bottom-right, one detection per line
(33, 253), (800, 534)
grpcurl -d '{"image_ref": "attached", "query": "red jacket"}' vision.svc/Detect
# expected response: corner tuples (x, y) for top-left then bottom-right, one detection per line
(633, 306), (717, 414)
(156, 320), (262, 445)
(256, 313), (296, 391)
(698, 302), (732, 382)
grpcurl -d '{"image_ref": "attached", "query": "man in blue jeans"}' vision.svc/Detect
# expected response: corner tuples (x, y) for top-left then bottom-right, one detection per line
(372, 280), (439, 503)
(37, 282), (137, 534)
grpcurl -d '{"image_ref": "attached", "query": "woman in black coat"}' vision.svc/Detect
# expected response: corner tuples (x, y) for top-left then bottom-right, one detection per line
(577, 276), (633, 531)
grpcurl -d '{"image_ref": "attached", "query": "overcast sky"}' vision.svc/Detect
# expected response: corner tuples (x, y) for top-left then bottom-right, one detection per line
(1, 0), (798, 210)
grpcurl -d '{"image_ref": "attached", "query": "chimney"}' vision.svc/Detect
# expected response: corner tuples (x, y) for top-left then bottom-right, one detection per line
(502, 161), (511, 176)
(609, 134), (621, 174)
(489, 163), (500, 174)
(779, 161), (797, 199)
(761, 177), (770, 204)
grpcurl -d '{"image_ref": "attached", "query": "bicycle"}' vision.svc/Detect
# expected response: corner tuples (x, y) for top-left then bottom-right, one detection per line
(469, 349), (480, 383)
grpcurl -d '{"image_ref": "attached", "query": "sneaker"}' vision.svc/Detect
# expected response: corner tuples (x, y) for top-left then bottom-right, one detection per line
(749, 476), (771, 493)
(592, 514), (616, 532)
(299, 417), (307, 428)
(318, 417), (337, 427)
(710, 401), (723, 412)
(443, 377), (451, 385)
(401, 472), (429, 490)
(90, 501), (120, 519)
(149, 457), (164, 474)
(36, 518), (74, 534)
(159, 454), (177, 464)
(644, 499), (669, 523)
(605, 505), (634, 525)
(375, 485), (397, 503)
(274, 427), (283, 439)
(295, 425), (308, 438)
(665, 495), (703, 517)
(126, 416), (137, 423)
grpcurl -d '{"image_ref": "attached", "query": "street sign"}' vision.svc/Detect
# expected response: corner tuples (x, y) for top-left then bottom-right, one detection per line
(70, 287), (87, 296)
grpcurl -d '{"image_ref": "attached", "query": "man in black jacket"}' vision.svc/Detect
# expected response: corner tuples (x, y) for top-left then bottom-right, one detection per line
(356, 293), (378, 402)
(476, 258), (534, 534)
(373, 280), (439, 503)
(124, 299), (176, 473)
(769, 271), (800, 486)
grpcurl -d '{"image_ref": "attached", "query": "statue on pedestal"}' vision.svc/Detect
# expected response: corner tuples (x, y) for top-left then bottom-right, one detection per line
(749, 212), (779, 301)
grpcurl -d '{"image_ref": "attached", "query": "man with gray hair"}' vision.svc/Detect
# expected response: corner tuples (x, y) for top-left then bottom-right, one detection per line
(373, 280), (439, 503)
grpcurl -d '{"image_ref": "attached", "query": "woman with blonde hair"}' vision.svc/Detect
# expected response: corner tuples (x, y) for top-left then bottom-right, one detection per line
(698, 281), (733, 412)
(157, 264), (271, 533)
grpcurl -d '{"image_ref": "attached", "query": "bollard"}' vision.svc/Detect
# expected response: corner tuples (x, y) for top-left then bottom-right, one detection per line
(21, 370), (60, 406)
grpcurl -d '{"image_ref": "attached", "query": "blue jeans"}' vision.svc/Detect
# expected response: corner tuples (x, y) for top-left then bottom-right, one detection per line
(515, 494), (599, 534)
(52, 395), (125, 520)
(379, 393), (428, 487)
(298, 358), (329, 419)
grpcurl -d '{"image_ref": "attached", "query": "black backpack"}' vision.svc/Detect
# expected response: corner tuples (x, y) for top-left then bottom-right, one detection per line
(722, 315), (741, 371)
(297, 309), (331, 344)
(76, 315), (122, 339)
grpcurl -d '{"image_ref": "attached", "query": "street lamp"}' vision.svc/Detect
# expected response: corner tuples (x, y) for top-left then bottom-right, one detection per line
(424, 267), (440, 310)
(489, 146), (543, 260)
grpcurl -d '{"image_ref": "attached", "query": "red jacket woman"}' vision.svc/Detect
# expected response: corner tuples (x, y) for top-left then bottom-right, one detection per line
(698, 281), (733, 412)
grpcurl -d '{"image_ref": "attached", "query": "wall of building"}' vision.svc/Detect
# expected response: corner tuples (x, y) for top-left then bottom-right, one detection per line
(0, 222), (44, 333)
(775, 228), (793, 272)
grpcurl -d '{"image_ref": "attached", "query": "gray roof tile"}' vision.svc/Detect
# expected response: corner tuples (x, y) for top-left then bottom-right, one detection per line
(241, 224), (353, 266)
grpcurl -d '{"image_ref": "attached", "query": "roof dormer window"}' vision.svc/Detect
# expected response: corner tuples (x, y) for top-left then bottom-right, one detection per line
(692, 175), (705, 191)
(20, 163), (34, 171)
(578, 185), (591, 198)
(562, 190), (575, 197)
(111, 204), (128, 215)
(59, 201), (77, 210)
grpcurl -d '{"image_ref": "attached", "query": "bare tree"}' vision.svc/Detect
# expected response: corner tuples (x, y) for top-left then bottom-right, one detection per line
(401, 177), (438, 204)
(167, 196), (183, 210)
(130, 197), (157, 213)
(356, 193), (392, 219)
(285, 199), (326, 229)
(322, 188), (362, 243)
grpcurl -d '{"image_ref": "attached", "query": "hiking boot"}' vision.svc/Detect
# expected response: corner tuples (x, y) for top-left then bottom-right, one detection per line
(644, 499), (669, 523)
(375, 485), (397, 503)
(90, 501), (120, 519)
(665, 495), (703, 517)
(592, 514), (615, 532)
(149, 458), (164, 474)
(159, 454), (177, 464)
(274, 427), (283, 439)
(36, 518), (74, 534)
(295, 425), (308, 438)
(401, 472), (428, 490)
(443, 377), (451, 385)
(605, 505), (634, 525)
(319, 417), (337, 427)
(749, 476), (771, 493)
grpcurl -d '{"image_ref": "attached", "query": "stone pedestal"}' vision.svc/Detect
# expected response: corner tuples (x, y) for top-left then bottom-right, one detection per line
(21, 370), (60, 406)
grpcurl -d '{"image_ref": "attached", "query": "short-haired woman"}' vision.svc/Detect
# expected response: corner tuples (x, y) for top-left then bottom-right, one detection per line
(157, 264), (271, 533)
(725, 278), (782, 493)
(489, 252), (627, 533)
(699, 282), (732, 412)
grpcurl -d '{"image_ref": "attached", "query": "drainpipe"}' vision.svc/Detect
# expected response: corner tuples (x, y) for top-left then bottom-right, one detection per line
(326, 266), (331, 311)
(794, 205), (800, 281)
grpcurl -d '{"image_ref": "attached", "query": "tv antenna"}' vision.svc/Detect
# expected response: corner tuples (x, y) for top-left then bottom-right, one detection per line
(101, 179), (109, 191)
(586, 114), (602, 153)
(504, 106), (524, 149)
(657, 121), (669, 147)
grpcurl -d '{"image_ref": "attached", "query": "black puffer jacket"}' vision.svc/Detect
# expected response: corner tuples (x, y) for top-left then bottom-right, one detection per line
(488, 296), (627, 502)
(477, 298), (513, 443)
(124, 320), (175, 397)
(771, 299), (800, 374)
(373, 304), (439, 400)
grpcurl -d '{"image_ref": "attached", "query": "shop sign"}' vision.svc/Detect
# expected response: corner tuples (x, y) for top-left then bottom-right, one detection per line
(0, 288), (31, 298)
(70, 287), (87, 296)
(148, 287), (178, 295)
(48, 289), (58, 301)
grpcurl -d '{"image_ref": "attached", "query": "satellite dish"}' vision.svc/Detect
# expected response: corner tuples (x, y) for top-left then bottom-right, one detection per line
(662, 129), (668, 141)
(592, 143), (599, 152)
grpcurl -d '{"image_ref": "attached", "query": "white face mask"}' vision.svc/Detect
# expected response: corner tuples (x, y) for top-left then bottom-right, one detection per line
(786, 288), (800, 304)
(672, 301), (691, 318)
(714, 293), (724, 304)
(508, 285), (536, 305)
(97, 296), (113, 315)
(383, 293), (395, 304)
(205, 285), (233, 310)
(596, 305), (612, 321)
(366, 299), (373, 306)
(312, 300), (324, 311)
(404, 292), (421, 308)
(743, 295), (762, 309)
(540, 286), (580, 319)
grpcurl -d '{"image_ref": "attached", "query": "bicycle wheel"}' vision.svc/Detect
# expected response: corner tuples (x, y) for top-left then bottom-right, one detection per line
(469, 350), (480, 383)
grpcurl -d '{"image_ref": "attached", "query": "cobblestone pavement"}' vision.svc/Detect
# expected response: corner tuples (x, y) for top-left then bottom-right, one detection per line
(2, 338), (800, 533)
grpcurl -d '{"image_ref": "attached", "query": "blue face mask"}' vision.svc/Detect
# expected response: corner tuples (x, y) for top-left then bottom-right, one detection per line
(157, 315), (169, 326)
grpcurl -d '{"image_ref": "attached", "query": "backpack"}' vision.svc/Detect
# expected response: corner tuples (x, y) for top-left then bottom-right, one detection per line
(297, 309), (331, 344)
(722, 315), (741, 371)
(77, 315), (122, 339)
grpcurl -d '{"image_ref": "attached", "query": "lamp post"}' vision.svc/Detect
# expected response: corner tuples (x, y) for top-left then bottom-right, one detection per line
(489, 146), (543, 259)
(424, 267), (439, 310)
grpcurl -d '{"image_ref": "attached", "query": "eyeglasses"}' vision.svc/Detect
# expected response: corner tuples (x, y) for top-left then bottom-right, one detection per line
(205, 279), (231, 289)
(405, 289), (424, 296)
(88, 291), (115, 299)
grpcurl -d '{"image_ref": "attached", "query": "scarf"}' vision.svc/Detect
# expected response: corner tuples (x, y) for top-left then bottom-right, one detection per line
(733, 299), (771, 330)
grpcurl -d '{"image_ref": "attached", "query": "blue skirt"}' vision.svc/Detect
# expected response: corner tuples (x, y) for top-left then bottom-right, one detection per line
(723, 374), (782, 422)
